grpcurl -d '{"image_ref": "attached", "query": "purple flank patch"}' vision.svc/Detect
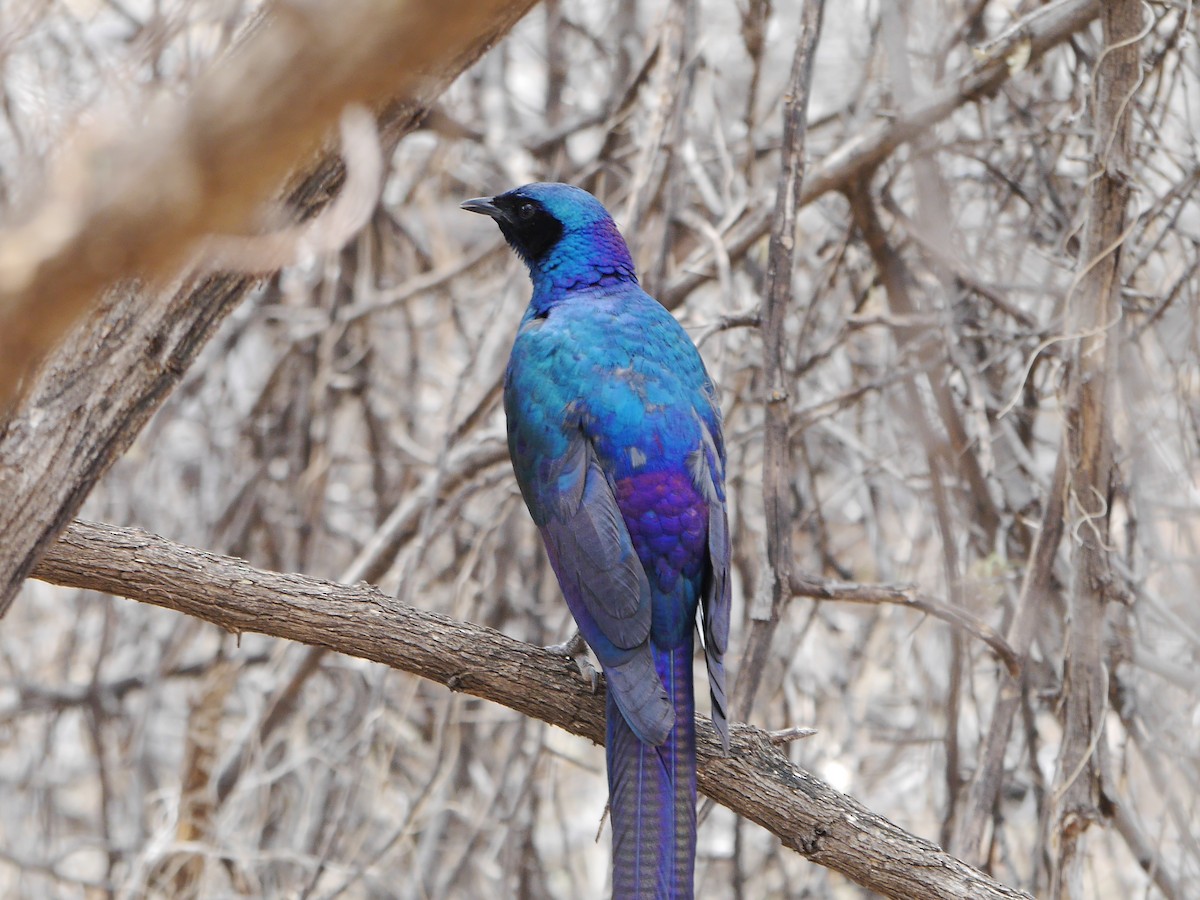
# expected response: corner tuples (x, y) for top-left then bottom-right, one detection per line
(615, 471), (707, 592)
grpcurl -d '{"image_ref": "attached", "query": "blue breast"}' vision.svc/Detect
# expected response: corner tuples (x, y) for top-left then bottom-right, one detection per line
(504, 285), (713, 649)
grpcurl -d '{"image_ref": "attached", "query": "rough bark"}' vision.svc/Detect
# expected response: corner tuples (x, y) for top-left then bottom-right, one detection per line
(33, 519), (1032, 900)
(0, 0), (540, 616)
(1050, 3), (1141, 896)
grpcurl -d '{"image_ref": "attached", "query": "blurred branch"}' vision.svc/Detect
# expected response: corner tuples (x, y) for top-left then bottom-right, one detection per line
(846, 183), (1000, 544)
(33, 519), (1032, 900)
(154, 657), (238, 895)
(790, 571), (1020, 677)
(661, 0), (1101, 308)
(0, 0), (539, 409)
(734, 0), (825, 718)
(198, 105), (385, 274)
(951, 5), (1144, 876)
(1050, 3), (1142, 895)
(950, 451), (1070, 864)
(0, 0), (540, 617)
(213, 433), (509, 802)
(1112, 683), (1197, 899)
(0, 655), (269, 720)
(1110, 773), (1185, 900)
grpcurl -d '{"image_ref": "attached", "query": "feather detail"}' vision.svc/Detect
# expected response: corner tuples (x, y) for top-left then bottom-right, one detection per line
(608, 641), (697, 899)
(477, 182), (732, 899)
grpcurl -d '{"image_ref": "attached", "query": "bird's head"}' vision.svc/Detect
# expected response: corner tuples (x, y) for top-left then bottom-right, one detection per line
(461, 183), (637, 291)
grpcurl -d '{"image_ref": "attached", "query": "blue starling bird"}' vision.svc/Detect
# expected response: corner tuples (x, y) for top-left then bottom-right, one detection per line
(462, 183), (730, 899)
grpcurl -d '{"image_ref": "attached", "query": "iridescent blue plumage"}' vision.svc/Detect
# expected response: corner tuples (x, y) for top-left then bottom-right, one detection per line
(462, 183), (730, 899)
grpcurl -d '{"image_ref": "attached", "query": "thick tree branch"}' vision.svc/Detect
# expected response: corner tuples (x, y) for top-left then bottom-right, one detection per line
(0, 0), (539, 409)
(735, 0), (825, 719)
(32, 519), (1031, 900)
(0, 1), (539, 616)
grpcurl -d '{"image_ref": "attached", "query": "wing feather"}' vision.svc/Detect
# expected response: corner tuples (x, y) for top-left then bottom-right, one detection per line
(694, 407), (731, 750)
(538, 432), (674, 745)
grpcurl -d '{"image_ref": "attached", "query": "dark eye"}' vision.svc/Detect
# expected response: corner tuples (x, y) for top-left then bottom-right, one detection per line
(517, 202), (536, 221)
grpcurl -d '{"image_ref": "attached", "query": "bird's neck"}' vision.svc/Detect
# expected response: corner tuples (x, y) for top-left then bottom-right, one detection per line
(526, 222), (639, 312)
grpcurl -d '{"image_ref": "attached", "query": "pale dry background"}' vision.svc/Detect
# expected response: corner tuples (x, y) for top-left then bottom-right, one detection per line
(1, 0), (1198, 897)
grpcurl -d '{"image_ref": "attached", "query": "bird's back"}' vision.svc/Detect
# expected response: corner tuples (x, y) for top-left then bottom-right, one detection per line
(505, 285), (716, 530)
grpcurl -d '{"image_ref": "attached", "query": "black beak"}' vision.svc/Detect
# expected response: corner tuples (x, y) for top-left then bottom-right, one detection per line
(461, 197), (502, 219)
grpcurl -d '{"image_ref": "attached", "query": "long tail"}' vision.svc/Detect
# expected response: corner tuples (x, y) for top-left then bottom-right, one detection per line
(606, 637), (697, 899)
